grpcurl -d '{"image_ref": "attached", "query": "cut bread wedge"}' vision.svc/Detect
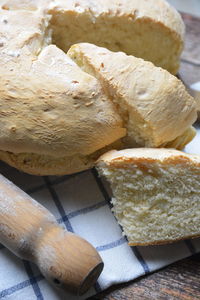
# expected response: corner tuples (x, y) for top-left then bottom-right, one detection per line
(68, 43), (197, 149)
(96, 148), (200, 246)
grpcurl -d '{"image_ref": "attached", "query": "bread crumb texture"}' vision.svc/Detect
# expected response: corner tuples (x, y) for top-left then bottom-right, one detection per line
(50, 0), (184, 74)
(96, 148), (200, 245)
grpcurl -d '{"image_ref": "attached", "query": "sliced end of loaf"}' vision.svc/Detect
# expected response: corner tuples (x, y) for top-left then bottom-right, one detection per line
(96, 148), (200, 245)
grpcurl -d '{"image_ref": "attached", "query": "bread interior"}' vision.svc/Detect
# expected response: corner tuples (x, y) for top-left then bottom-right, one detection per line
(49, 8), (181, 74)
(97, 158), (200, 245)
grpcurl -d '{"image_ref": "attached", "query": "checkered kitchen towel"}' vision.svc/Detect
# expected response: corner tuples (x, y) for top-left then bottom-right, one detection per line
(1, 125), (200, 300)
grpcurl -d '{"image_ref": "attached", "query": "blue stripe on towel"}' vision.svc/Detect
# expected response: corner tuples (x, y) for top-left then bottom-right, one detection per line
(0, 275), (44, 298)
(96, 237), (127, 252)
(131, 247), (150, 274)
(43, 176), (74, 233)
(23, 261), (44, 300)
(91, 168), (112, 208)
(57, 200), (106, 224)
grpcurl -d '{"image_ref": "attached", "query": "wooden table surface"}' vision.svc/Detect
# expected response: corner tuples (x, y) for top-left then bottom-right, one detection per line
(89, 13), (200, 300)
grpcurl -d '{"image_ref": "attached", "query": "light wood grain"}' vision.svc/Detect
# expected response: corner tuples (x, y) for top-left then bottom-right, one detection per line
(0, 174), (103, 295)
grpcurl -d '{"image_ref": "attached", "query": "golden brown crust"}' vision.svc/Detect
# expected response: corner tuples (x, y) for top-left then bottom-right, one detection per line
(0, 43), (125, 157)
(0, 150), (94, 176)
(97, 154), (200, 183)
(100, 154), (200, 169)
(97, 148), (200, 170)
(0, 140), (123, 175)
(0, 2), (127, 175)
(128, 233), (200, 246)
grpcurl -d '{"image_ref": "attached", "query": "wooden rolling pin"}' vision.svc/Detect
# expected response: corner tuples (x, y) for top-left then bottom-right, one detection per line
(0, 174), (103, 295)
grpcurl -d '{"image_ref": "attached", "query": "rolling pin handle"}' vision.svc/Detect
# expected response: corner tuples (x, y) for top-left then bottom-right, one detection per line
(0, 174), (103, 295)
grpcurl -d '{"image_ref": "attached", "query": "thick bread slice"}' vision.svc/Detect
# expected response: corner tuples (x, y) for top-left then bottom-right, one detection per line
(68, 43), (197, 149)
(96, 148), (200, 246)
(50, 0), (184, 74)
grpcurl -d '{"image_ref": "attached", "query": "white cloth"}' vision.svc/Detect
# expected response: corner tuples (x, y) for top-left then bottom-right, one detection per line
(0, 125), (200, 300)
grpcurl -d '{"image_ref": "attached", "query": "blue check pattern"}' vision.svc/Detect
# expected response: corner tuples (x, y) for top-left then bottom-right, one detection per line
(0, 161), (200, 300)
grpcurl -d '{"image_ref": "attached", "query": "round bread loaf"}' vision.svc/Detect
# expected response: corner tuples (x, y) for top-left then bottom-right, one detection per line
(0, 1), (197, 175)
